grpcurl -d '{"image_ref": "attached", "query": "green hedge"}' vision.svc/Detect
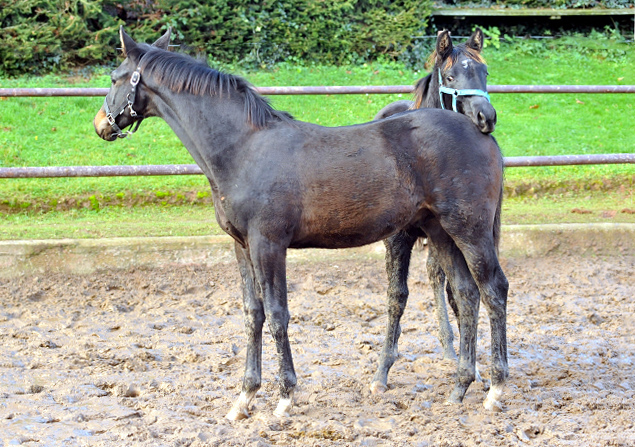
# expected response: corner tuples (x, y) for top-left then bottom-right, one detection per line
(0, 0), (432, 76)
(434, 0), (631, 9)
(0, 0), (121, 76)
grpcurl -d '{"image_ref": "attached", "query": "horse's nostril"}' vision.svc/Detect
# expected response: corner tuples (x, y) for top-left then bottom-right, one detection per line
(478, 112), (486, 124)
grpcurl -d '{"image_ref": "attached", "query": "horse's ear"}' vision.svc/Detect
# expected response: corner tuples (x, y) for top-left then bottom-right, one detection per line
(435, 30), (453, 65)
(467, 28), (484, 53)
(119, 26), (137, 57)
(153, 27), (172, 50)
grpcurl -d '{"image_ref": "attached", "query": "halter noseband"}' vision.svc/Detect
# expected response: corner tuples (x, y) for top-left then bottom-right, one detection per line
(103, 67), (144, 139)
(438, 69), (490, 113)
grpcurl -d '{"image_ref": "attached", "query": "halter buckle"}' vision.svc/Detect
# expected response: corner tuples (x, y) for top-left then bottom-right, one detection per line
(130, 71), (140, 87)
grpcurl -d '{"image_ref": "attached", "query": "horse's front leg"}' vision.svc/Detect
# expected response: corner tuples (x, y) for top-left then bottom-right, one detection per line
(227, 241), (265, 420)
(371, 229), (417, 394)
(250, 234), (296, 417)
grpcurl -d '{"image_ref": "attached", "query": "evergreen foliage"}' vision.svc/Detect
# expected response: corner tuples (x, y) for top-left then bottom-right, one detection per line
(435, 0), (631, 8)
(1, 0), (432, 76)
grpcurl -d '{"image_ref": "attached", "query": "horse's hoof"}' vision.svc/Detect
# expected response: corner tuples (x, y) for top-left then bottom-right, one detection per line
(370, 381), (387, 395)
(483, 384), (504, 412)
(273, 397), (293, 418)
(444, 395), (462, 406)
(226, 406), (249, 421)
(446, 386), (466, 405)
(226, 391), (254, 421)
(483, 397), (503, 412)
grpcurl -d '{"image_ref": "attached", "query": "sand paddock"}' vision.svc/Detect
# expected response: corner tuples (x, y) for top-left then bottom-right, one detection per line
(1, 246), (634, 446)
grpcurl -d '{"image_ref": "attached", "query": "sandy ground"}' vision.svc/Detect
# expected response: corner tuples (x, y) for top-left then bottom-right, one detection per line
(1, 248), (634, 446)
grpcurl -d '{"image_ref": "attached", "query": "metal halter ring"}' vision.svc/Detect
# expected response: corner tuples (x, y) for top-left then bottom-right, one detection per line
(438, 69), (491, 113)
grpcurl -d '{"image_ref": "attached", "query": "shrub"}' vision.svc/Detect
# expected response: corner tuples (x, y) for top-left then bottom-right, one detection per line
(0, 0), (122, 76)
(1, 0), (432, 76)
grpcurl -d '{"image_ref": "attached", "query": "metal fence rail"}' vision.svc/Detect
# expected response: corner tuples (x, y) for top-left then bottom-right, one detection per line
(0, 154), (633, 179)
(2, 85), (635, 97)
(1, 85), (633, 178)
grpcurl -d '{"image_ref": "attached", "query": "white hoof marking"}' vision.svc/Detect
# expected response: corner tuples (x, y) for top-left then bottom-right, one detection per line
(370, 381), (387, 395)
(483, 384), (504, 412)
(274, 394), (294, 418)
(226, 391), (254, 421)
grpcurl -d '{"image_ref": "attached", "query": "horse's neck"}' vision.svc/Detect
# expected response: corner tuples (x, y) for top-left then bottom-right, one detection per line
(153, 89), (249, 179)
(423, 68), (443, 109)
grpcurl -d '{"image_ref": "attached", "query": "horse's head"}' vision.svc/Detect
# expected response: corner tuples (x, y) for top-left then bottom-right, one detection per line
(94, 27), (171, 141)
(432, 29), (496, 134)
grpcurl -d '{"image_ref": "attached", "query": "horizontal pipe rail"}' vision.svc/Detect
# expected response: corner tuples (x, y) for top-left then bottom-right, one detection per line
(0, 165), (202, 178)
(504, 153), (635, 167)
(0, 154), (633, 179)
(1, 84), (635, 97)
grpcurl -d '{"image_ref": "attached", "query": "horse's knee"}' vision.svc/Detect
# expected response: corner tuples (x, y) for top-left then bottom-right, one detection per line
(481, 270), (509, 313)
(387, 288), (408, 314)
(244, 306), (265, 330)
(454, 281), (480, 310)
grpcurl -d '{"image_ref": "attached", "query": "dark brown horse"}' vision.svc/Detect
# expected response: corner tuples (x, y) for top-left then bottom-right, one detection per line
(373, 30), (497, 371)
(94, 28), (508, 418)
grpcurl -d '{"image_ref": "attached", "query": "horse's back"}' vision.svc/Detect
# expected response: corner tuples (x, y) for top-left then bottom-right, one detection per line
(373, 100), (414, 120)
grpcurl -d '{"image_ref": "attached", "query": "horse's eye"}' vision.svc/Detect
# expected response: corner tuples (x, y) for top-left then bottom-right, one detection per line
(447, 76), (455, 82)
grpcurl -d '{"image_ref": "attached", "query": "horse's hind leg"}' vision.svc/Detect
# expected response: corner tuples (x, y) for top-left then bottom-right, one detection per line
(463, 245), (508, 410)
(444, 280), (486, 385)
(227, 241), (265, 420)
(446, 230), (509, 410)
(424, 224), (481, 404)
(426, 248), (457, 361)
(371, 229), (418, 394)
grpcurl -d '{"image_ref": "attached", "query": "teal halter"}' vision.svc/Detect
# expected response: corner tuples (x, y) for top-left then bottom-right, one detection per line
(438, 69), (491, 113)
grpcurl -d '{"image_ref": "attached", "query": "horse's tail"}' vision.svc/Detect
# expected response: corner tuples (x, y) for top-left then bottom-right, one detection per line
(493, 180), (503, 256)
(493, 137), (504, 256)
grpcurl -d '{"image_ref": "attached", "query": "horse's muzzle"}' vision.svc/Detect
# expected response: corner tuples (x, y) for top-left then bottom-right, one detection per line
(472, 99), (497, 134)
(94, 108), (118, 141)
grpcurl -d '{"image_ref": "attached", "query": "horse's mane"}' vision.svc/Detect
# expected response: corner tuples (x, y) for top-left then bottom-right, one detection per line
(427, 44), (485, 71)
(411, 43), (486, 109)
(127, 44), (294, 129)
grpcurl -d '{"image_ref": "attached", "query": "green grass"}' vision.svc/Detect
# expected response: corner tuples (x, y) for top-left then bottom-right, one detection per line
(0, 36), (634, 239)
(0, 205), (221, 240)
(0, 190), (632, 240)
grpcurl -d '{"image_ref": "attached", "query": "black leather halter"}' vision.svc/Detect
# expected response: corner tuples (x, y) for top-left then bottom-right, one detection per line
(103, 67), (144, 138)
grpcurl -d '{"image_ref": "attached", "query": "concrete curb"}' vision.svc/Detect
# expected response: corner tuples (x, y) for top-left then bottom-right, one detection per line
(0, 224), (633, 278)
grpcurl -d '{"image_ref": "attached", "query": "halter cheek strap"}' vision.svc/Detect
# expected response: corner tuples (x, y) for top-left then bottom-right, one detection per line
(438, 69), (491, 113)
(104, 67), (144, 139)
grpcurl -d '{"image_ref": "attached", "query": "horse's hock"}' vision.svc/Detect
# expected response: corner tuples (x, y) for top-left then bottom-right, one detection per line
(0, 224), (633, 278)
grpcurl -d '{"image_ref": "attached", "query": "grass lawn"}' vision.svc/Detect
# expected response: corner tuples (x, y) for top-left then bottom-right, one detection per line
(0, 35), (633, 240)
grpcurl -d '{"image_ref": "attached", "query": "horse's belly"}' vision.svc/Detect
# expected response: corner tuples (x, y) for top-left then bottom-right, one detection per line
(292, 204), (416, 249)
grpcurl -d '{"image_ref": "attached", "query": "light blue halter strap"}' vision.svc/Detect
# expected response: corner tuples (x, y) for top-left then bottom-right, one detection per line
(438, 69), (491, 113)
